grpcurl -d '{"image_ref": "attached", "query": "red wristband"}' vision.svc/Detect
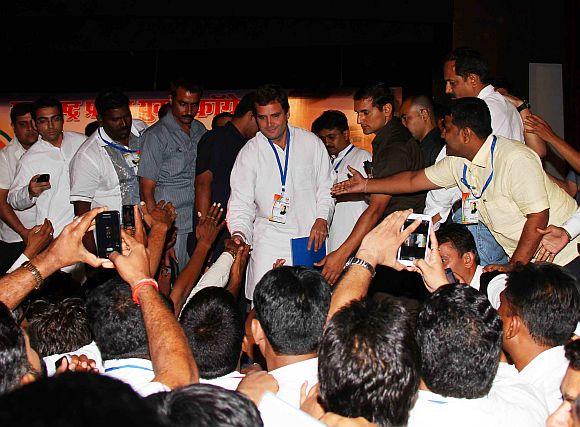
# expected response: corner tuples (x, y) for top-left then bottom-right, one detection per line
(132, 279), (159, 305)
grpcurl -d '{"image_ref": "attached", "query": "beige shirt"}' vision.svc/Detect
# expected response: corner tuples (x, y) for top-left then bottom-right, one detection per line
(425, 135), (578, 266)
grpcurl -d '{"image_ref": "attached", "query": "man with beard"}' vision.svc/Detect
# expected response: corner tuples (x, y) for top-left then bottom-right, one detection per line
(138, 79), (206, 268)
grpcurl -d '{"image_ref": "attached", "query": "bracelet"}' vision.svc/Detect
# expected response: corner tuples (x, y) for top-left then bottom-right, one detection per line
(345, 256), (376, 278)
(21, 261), (43, 290)
(132, 278), (159, 305)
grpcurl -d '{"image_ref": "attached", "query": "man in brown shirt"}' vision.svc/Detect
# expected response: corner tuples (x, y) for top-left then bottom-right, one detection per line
(316, 83), (425, 284)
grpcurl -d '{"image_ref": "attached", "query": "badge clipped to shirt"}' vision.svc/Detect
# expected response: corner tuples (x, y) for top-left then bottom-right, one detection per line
(269, 193), (290, 223)
(461, 191), (479, 224)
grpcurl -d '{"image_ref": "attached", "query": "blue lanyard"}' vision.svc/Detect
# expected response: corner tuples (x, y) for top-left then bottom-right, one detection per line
(461, 136), (497, 199)
(105, 364), (153, 373)
(268, 130), (291, 193)
(333, 144), (355, 171)
(98, 128), (138, 154)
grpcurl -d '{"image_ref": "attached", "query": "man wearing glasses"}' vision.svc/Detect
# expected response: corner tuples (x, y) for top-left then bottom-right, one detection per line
(8, 97), (86, 238)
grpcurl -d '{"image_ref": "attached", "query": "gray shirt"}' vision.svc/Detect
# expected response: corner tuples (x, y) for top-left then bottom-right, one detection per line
(137, 112), (206, 234)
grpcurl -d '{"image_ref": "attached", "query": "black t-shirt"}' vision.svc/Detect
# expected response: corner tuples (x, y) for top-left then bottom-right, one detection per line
(195, 121), (247, 208)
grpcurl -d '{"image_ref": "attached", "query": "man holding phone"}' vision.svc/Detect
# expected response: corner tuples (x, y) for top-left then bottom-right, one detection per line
(8, 98), (86, 238)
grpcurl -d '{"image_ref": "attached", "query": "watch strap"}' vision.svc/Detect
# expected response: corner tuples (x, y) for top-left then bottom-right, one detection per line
(345, 256), (376, 278)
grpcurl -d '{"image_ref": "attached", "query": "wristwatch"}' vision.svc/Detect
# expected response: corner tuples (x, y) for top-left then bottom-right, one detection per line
(345, 256), (376, 278)
(516, 100), (531, 112)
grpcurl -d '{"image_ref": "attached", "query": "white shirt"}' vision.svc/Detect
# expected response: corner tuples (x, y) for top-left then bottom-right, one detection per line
(200, 370), (245, 390)
(269, 357), (319, 408)
(227, 125), (335, 299)
(469, 265), (484, 290)
(562, 207), (580, 240)
(0, 138), (37, 242)
(408, 362), (548, 426)
(104, 357), (169, 397)
(8, 132), (86, 236)
(518, 346), (568, 413)
(328, 144), (371, 252)
(69, 120), (147, 214)
(258, 391), (325, 427)
(43, 341), (103, 376)
(423, 85), (524, 225)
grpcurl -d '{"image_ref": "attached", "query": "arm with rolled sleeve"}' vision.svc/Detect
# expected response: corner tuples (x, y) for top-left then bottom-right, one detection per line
(314, 139), (335, 223)
(227, 145), (257, 245)
(69, 150), (100, 204)
(563, 207), (580, 240)
(8, 161), (36, 211)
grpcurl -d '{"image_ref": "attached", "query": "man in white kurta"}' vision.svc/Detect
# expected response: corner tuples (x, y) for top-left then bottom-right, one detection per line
(8, 99), (86, 237)
(227, 85), (334, 300)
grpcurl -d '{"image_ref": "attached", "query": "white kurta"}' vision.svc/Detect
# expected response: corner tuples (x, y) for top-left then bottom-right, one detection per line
(8, 131), (86, 236)
(328, 144), (371, 252)
(227, 125), (334, 299)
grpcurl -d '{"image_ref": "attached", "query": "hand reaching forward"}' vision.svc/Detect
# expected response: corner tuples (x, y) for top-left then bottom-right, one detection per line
(308, 218), (328, 252)
(536, 225), (569, 262)
(331, 166), (367, 196)
(141, 200), (176, 230)
(196, 202), (225, 248)
(109, 230), (151, 287)
(23, 219), (54, 259)
(356, 209), (420, 270)
(524, 114), (560, 144)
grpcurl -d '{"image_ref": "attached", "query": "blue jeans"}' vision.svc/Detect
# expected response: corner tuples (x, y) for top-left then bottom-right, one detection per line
(452, 209), (508, 266)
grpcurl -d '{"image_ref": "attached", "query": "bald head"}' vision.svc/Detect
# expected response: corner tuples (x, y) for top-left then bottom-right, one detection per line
(400, 95), (437, 141)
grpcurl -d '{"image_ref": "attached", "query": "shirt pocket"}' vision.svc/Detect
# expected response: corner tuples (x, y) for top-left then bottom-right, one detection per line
(293, 166), (315, 190)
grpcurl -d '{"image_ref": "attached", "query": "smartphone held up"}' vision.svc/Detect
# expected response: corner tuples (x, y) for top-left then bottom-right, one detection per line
(397, 213), (433, 267)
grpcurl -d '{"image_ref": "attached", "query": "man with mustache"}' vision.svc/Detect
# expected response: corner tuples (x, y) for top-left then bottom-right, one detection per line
(138, 79), (206, 268)
(70, 89), (147, 251)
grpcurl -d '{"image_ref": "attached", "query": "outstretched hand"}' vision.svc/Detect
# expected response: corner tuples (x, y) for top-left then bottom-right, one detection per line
(524, 114), (559, 143)
(331, 166), (367, 196)
(196, 202), (225, 248)
(23, 219), (54, 259)
(109, 230), (151, 287)
(356, 209), (420, 270)
(141, 200), (176, 230)
(536, 225), (569, 262)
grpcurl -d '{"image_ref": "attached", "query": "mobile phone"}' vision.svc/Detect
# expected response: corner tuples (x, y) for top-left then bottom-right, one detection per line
(95, 210), (122, 259)
(363, 161), (374, 178)
(122, 205), (135, 230)
(397, 213), (432, 267)
(36, 174), (50, 183)
(445, 268), (458, 284)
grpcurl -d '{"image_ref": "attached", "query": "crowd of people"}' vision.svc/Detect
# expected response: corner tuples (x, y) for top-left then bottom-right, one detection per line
(0, 46), (578, 426)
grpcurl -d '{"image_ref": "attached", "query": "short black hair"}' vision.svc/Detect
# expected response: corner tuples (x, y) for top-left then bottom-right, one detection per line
(450, 97), (492, 140)
(169, 78), (203, 97)
(180, 287), (244, 379)
(436, 223), (480, 265)
(417, 284), (502, 398)
(9, 102), (34, 124)
(311, 110), (349, 134)
(0, 372), (163, 427)
(253, 266), (331, 355)
(504, 263), (580, 347)
(150, 383), (263, 427)
(254, 84), (290, 113)
(85, 276), (148, 360)
(32, 97), (63, 120)
(445, 47), (489, 83)
(157, 103), (171, 119)
(233, 92), (256, 118)
(95, 88), (130, 116)
(84, 121), (99, 137)
(565, 339), (580, 371)
(0, 302), (30, 394)
(27, 298), (92, 359)
(353, 82), (395, 111)
(319, 298), (420, 426)
(211, 112), (233, 128)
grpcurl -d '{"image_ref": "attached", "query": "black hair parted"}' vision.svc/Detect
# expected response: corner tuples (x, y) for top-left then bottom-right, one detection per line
(311, 110), (349, 134)
(233, 91), (256, 118)
(505, 263), (580, 347)
(254, 84), (290, 113)
(253, 266), (331, 355)
(318, 297), (420, 427)
(180, 287), (244, 379)
(169, 77), (203, 98)
(353, 82), (395, 111)
(9, 102), (34, 124)
(450, 97), (492, 140)
(149, 383), (263, 427)
(32, 97), (63, 120)
(416, 284), (502, 399)
(84, 276), (148, 360)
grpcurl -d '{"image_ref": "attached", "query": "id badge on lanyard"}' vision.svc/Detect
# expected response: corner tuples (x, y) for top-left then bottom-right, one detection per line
(268, 130), (291, 224)
(461, 192), (479, 224)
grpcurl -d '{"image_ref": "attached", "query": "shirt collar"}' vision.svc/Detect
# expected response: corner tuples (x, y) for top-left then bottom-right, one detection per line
(469, 265), (484, 289)
(519, 345), (566, 381)
(470, 134), (496, 168)
(269, 357), (318, 379)
(9, 137), (31, 154)
(477, 84), (495, 100)
(334, 143), (354, 161)
(98, 124), (142, 147)
(162, 110), (188, 134)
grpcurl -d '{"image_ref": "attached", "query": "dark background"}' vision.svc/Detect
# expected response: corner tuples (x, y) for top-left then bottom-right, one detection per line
(1, 0), (577, 143)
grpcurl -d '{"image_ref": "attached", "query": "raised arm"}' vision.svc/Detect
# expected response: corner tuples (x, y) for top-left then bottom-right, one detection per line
(110, 230), (198, 388)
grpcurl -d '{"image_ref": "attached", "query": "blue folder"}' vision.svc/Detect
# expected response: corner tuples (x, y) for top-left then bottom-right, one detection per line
(291, 236), (327, 267)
